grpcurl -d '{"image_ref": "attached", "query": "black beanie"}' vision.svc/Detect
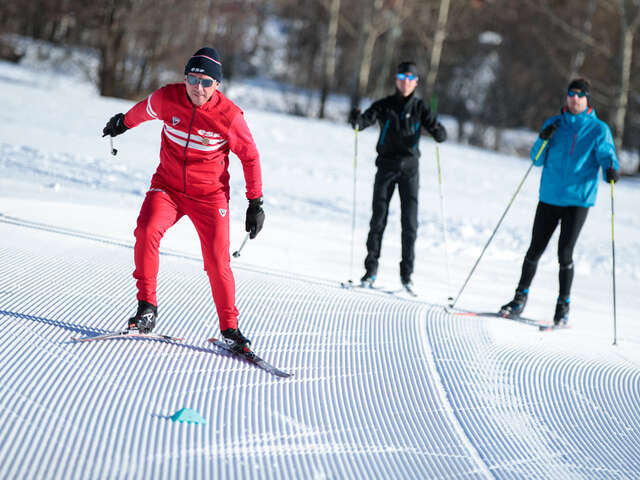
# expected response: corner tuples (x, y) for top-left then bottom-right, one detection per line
(397, 61), (419, 76)
(568, 78), (591, 103)
(185, 47), (223, 82)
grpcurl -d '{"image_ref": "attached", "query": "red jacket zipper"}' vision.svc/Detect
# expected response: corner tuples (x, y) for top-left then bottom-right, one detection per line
(183, 106), (196, 193)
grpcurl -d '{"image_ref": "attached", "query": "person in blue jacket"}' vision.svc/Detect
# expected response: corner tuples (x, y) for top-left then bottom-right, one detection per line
(500, 78), (620, 326)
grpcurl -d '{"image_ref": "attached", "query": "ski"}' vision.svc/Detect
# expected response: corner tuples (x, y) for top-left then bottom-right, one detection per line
(538, 322), (570, 332)
(208, 338), (293, 378)
(447, 309), (555, 330)
(71, 329), (185, 343)
(341, 281), (423, 301)
(401, 284), (418, 297)
(340, 281), (387, 292)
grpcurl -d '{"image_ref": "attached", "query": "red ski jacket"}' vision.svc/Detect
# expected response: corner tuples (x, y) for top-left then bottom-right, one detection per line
(124, 83), (262, 202)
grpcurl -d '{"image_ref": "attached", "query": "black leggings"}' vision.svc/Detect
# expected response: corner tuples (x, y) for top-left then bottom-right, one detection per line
(364, 168), (419, 279)
(517, 201), (589, 298)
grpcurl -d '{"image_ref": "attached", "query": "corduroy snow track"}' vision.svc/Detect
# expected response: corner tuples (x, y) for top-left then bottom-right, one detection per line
(1, 215), (639, 479)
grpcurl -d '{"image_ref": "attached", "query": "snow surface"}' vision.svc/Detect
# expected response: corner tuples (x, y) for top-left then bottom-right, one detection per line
(1, 57), (639, 479)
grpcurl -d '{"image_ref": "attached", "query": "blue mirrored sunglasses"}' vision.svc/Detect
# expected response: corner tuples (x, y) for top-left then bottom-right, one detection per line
(567, 90), (586, 98)
(186, 74), (215, 88)
(397, 73), (418, 81)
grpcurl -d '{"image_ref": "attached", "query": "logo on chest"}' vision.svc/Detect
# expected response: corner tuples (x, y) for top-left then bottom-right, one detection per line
(172, 116), (180, 126)
(198, 129), (218, 146)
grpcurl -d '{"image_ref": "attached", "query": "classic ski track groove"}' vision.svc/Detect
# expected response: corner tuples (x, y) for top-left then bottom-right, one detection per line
(1, 218), (639, 478)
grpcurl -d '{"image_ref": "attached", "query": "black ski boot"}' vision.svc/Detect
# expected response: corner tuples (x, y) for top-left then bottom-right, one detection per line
(360, 271), (376, 288)
(553, 297), (570, 326)
(401, 275), (418, 297)
(127, 300), (157, 333)
(221, 328), (251, 353)
(500, 289), (528, 317)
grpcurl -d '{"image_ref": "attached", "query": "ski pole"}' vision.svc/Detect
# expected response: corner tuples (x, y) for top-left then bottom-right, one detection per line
(610, 177), (617, 345)
(430, 95), (452, 303)
(347, 126), (359, 285)
(232, 233), (250, 258)
(449, 139), (549, 309)
(110, 137), (118, 156)
(435, 144), (453, 303)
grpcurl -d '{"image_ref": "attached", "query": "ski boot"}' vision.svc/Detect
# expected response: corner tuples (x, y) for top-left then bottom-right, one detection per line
(360, 271), (376, 288)
(127, 300), (157, 333)
(553, 297), (570, 326)
(220, 328), (251, 353)
(401, 275), (417, 297)
(499, 289), (528, 318)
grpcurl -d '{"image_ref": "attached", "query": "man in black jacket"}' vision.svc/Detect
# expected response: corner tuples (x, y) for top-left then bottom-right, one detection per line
(349, 61), (446, 289)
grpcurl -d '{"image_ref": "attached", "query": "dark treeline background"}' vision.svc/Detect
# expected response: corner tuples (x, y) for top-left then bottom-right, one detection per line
(2, 0), (640, 169)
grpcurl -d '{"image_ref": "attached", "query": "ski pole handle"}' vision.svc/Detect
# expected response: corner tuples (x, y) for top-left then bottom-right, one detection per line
(232, 233), (250, 258)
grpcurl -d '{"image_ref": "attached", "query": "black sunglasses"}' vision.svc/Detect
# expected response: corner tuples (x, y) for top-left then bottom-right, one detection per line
(186, 74), (215, 88)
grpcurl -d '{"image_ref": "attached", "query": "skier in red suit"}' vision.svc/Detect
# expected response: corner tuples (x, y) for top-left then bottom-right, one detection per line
(102, 47), (264, 350)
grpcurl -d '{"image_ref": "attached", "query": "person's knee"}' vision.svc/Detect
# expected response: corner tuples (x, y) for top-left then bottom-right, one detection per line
(558, 248), (574, 267)
(559, 260), (574, 270)
(134, 221), (162, 243)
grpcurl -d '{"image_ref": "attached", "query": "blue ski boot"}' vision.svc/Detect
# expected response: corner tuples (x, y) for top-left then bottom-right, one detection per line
(500, 289), (528, 318)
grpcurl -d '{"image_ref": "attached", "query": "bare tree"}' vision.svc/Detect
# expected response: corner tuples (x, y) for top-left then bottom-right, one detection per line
(612, 0), (640, 150)
(425, 0), (451, 94)
(349, 0), (413, 109)
(373, 0), (405, 97)
(318, 0), (341, 118)
(569, 0), (597, 78)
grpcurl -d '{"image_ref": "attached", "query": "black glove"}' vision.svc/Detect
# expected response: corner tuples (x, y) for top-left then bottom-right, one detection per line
(539, 122), (559, 140)
(431, 122), (447, 143)
(606, 167), (620, 183)
(102, 113), (129, 137)
(245, 197), (265, 239)
(348, 108), (361, 129)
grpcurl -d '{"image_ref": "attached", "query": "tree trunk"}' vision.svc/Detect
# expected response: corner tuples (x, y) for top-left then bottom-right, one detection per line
(569, 0), (597, 78)
(613, 27), (634, 151)
(425, 0), (451, 95)
(318, 0), (340, 119)
(612, 0), (640, 151)
(98, 1), (131, 97)
(374, 1), (403, 98)
(350, 2), (372, 109)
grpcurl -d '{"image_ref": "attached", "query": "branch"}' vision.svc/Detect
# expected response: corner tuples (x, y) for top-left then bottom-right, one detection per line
(313, 0), (356, 37)
(523, 0), (612, 57)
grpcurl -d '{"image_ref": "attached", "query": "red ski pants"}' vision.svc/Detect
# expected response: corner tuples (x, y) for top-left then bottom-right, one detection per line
(133, 189), (239, 330)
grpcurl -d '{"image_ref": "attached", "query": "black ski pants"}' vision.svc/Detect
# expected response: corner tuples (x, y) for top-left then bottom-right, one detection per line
(517, 201), (589, 298)
(364, 167), (419, 280)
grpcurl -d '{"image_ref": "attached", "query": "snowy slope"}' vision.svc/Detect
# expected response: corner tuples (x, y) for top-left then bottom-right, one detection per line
(1, 58), (639, 479)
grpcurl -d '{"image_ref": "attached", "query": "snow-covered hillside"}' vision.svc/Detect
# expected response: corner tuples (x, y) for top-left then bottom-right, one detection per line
(1, 57), (639, 479)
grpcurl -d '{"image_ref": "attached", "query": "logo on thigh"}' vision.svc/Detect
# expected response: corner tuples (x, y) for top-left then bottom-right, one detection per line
(219, 208), (227, 217)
